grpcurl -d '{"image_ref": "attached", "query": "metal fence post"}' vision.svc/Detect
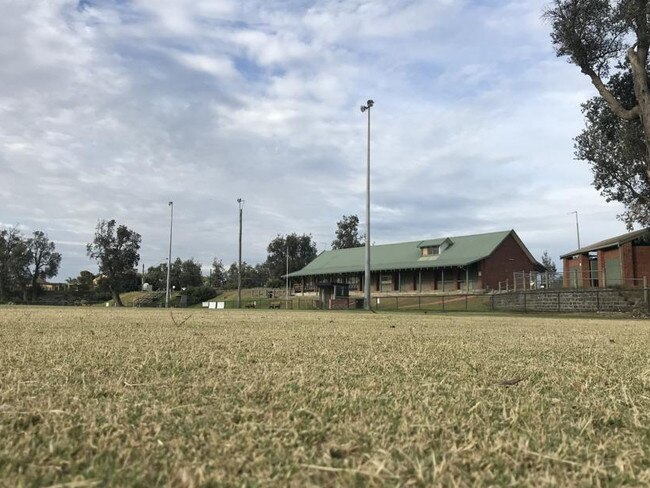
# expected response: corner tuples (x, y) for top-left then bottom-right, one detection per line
(523, 291), (527, 312)
(465, 293), (468, 311)
(557, 292), (561, 312)
(396, 296), (399, 311)
(418, 295), (421, 310)
(442, 295), (445, 312)
(644, 277), (648, 311)
(596, 289), (600, 312)
(491, 294), (495, 311)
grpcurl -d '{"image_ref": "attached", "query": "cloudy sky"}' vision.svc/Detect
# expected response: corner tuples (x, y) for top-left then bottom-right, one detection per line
(0, 0), (633, 280)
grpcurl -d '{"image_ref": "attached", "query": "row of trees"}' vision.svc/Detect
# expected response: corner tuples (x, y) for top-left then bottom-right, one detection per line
(0, 228), (62, 302)
(0, 213), (363, 305)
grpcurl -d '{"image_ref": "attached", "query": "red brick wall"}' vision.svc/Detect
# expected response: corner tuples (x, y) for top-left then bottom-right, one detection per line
(620, 242), (635, 283)
(633, 246), (650, 284)
(481, 234), (538, 290)
(563, 257), (584, 287)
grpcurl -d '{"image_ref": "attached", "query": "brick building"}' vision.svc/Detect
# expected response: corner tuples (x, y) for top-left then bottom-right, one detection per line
(560, 228), (650, 288)
(288, 230), (543, 293)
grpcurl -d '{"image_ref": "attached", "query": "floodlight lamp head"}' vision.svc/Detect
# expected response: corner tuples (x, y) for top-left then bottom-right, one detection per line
(367, 99), (374, 108)
(360, 105), (367, 112)
(168, 201), (173, 206)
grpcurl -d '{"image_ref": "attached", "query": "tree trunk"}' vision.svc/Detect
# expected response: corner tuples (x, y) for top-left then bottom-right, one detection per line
(31, 275), (38, 301)
(627, 47), (650, 184)
(110, 286), (124, 307)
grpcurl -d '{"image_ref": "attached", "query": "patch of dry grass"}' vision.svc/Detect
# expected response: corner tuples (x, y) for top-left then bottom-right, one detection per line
(1, 307), (649, 486)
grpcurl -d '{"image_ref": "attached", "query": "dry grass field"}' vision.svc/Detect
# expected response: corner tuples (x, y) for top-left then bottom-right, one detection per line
(0, 307), (649, 487)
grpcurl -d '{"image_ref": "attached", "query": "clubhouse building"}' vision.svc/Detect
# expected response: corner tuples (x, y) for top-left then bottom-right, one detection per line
(561, 228), (650, 288)
(288, 230), (544, 293)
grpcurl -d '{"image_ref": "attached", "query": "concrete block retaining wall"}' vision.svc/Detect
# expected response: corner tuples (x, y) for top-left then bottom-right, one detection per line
(492, 289), (646, 313)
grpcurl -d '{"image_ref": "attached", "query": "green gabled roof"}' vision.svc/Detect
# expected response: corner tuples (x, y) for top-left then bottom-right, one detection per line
(288, 230), (525, 277)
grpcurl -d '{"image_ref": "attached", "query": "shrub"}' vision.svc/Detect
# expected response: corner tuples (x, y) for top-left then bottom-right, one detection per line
(183, 286), (219, 306)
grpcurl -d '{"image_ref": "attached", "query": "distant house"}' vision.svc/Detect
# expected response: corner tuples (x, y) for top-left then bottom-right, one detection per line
(36, 278), (68, 292)
(560, 228), (650, 288)
(287, 230), (543, 293)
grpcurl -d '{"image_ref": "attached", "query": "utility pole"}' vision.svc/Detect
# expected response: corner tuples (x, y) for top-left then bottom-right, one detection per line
(165, 201), (173, 308)
(569, 210), (581, 249)
(237, 198), (244, 308)
(285, 241), (289, 305)
(360, 100), (374, 310)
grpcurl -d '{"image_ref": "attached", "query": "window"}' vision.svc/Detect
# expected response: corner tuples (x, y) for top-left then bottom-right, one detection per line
(422, 246), (439, 256)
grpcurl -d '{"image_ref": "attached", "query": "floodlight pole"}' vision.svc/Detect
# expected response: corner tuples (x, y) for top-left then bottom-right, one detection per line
(237, 198), (244, 308)
(569, 210), (581, 249)
(165, 201), (173, 308)
(285, 241), (289, 305)
(360, 99), (374, 310)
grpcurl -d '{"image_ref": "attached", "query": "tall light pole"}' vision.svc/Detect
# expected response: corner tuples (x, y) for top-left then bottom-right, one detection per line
(360, 99), (374, 310)
(165, 201), (173, 308)
(237, 198), (244, 308)
(285, 241), (289, 305)
(569, 210), (581, 249)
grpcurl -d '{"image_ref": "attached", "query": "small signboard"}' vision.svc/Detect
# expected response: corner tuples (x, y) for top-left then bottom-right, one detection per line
(208, 302), (217, 309)
(217, 302), (225, 309)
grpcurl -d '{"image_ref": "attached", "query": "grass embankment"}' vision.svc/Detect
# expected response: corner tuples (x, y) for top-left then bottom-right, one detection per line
(1, 308), (649, 486)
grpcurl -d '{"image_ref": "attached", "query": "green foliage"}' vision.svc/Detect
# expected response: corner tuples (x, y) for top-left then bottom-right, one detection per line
(540, 250), (558, 274)
(331, 214), (364, 250)
(182, 286), (218, 305)
(66, 270), (96, 291)
(86, 219), (141, 306)
(575, 70), (650, 228)
(265, 234), (318, 287)
(177, 258), (203, 288)
(224, 261), (266, 289)
(207, 258), (226, 288)
(0, 228), (22, 301)
(0, 228), (62, 302)
(144, 258), (204, 291)
(144, 263), (167, 291)
(546, 0), (625, 77)
(26, 231), (62, 300)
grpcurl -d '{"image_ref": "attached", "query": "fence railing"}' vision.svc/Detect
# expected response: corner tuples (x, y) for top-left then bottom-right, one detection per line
(196, 288), (649, 314)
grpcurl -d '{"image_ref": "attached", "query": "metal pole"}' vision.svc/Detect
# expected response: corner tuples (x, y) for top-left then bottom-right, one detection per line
(285, 242), (289, 303)
(237, 198), (243, 308)
(361, 100), (374, 310)
(165, 201), (173, 308)
(569, 211), (581, 249)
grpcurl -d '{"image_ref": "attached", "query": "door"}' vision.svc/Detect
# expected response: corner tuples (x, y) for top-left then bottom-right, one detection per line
(605, 257), (621, 287)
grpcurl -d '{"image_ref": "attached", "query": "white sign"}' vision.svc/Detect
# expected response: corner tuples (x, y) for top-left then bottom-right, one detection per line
(202, 302), (209, 308)
(217, 302), (225, 309)
(208, 302), (217, 309)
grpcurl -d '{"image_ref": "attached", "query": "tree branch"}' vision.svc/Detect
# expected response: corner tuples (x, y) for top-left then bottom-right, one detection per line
(583, 67), (640, 120)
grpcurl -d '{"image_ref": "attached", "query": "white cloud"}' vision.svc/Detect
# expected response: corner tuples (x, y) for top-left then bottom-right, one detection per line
(172, 52), (238, 78)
